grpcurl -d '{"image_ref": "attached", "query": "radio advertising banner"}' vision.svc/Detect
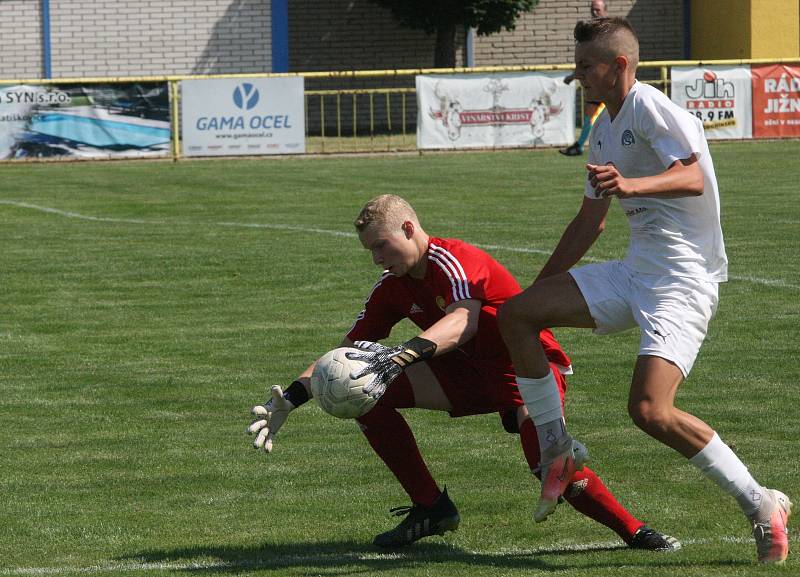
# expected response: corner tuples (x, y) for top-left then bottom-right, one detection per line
(670, 66), (752, 139)
(751, 64), (800, 138)
(416, 73), (575, 149)
(0, 83), (170, 160)
(181, 78), (305, 156)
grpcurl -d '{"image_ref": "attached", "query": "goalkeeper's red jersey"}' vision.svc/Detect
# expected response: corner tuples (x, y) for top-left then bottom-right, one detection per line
(346, 236), (571, 372)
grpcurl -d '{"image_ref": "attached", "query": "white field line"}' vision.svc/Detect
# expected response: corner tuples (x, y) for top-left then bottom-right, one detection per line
(0, 201), (156, 225)
(2, 200), (798, 291)
(0, 536), (757, 576)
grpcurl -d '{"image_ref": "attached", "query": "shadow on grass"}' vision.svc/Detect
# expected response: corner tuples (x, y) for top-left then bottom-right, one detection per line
(119, 539), (750, 575)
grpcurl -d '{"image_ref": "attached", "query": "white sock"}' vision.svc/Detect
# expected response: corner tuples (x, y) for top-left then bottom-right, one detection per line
(689, 432), (764, 516)
(516, 371), (566, 452)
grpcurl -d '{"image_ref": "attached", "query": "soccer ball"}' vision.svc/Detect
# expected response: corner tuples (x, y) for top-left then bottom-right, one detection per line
(310, 347), (378, 419)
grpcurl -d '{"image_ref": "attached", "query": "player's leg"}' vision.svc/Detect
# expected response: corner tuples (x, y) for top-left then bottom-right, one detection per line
(560, 102), (591, 156)
(629, 355), (791, 563)
(356, 379), (441, 510)
(406, 361), (452, 411)
(500, 272), (596, 378)
(577, 102), (603, 150)
(574, 102), (599, 152)
(559, 101), (601, 156)
(628, 356), (714, 456)
(628, 274), (791, 563)
(513, 379), (679, 552)
(498, 272), (596, 521)
(358, 362), (458, 548)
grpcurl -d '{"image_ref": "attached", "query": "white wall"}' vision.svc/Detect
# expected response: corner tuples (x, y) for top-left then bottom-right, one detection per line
(0, 0), (272, 80)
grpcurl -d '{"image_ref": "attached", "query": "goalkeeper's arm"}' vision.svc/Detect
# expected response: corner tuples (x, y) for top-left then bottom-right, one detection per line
(353, 298), (481, 370)
(415, 299), (481, 357)
(266, 332), (371, 410)
(348, 299), (482, 398)
(248, 334), (360, 448)
(246, 353), (324, 454)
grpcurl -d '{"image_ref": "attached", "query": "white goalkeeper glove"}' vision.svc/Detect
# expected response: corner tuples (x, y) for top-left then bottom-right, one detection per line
(346, 337), (437, 400)
(248, 384), (298, 454)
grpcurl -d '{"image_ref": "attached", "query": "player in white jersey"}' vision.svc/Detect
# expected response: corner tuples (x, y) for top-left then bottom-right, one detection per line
(497, 17), (791, 564)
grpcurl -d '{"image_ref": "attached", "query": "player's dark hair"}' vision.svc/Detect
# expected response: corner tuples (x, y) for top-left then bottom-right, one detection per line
(574, 17), (638, 44)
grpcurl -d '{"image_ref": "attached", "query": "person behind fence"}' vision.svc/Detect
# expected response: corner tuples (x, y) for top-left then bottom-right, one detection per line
(248, 194), (679, 552)
(560, 0), (608, 156)
(497, 17), (791, 564)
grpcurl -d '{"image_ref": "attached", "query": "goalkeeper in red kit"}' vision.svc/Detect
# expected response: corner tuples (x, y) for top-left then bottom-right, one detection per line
(248, 194), (679, 551)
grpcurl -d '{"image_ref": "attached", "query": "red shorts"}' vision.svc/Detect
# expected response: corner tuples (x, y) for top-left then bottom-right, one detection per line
(377, 349), (567, 418)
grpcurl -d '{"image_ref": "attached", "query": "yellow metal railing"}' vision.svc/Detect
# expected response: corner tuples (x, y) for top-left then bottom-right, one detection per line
(2, 57), (799, 160)
(304, 88), (415, 153)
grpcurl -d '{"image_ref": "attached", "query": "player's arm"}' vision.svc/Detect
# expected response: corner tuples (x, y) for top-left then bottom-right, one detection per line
(256, 336), (358, 408)
(589, 155), (703, 200)
(536, 195), (611, 281)
(347, 299), (481, 398)
(277, 335), (356, 399)
(247, 346), (343, 455)
(417, 299), (481, 355)
(250, 270), (404, 452)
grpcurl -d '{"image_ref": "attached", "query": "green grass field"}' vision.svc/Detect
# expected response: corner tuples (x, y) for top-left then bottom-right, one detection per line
(1, 141), (798, 576)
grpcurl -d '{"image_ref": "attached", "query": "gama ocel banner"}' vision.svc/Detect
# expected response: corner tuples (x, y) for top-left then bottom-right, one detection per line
(670, 66), (752, 139)
(0, 83), (170, 160)
(181, 78), (305, 156)
(751, 64), (800, 138)
(416, 73), (575, 149)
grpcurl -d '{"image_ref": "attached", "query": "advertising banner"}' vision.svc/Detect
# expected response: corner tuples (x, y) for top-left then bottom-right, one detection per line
(0, 83), (170, 160)
(670, 66), (752, 139)
(751, 64), (800, 138)
(181, 77), (305, 156)
(416, 73), (575, 149)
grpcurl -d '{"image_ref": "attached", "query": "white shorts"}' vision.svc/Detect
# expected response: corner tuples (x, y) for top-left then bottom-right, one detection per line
(569, 261), (719, 377)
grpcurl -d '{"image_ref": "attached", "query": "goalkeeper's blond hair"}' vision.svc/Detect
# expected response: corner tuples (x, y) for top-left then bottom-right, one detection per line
(354, 194), (420, 232)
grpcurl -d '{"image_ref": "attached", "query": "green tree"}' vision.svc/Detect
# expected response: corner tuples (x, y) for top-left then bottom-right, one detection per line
(369, 0), (538, 68)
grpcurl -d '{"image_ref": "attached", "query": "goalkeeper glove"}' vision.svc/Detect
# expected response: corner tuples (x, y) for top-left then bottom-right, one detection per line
(346, 337), (437, 399)
(247, 381), (308, 454)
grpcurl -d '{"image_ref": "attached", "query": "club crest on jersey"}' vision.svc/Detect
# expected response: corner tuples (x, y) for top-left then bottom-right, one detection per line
(621, 129), (635, 146)
(435, 296), (446, 311)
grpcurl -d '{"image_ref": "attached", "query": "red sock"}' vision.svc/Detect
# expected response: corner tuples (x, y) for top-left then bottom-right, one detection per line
(357, 405), (441, 508)
(563, 468), (643, 543)
(519, 418), (642, 542)
(518, 416), (543, 469)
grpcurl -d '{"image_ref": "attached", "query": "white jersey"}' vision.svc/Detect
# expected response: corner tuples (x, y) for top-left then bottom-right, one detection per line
(585, 81), (728, 282)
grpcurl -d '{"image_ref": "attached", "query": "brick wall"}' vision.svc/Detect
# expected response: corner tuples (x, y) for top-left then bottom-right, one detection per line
(1, 0), (271, 80)
(3, 1), (684, 81)
(0, 1), (43, 78)
(473, 0), (686, 67)
(627, 0), (686, 62)
(289, 0), (684, 73)
(290, 0), (685, 135)
(288, 0), (467, 72)
(288, 0), (468, 135)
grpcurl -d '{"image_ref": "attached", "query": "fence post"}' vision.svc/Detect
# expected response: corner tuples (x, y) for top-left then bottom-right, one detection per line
(369, 92), (375, 145)
(352, 94), (357, 145)
(386, 92), (392, 151)
(337, 93), (342, 152)
(170, 80), (181, 161)
(320, 94), (326, 152)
